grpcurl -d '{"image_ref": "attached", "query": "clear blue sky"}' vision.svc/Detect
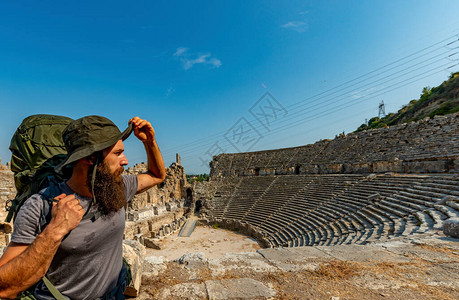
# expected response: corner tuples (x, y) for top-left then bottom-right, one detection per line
(1, 1), (458, 174)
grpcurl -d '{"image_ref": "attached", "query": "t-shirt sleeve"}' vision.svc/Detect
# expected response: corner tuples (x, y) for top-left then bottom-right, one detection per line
(122, 175), (138, 203)
(11, 195), (44, 244)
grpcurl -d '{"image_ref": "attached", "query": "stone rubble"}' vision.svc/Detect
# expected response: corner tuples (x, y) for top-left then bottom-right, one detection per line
(122, 240), (146, 297)
(443, 219), (459, 238)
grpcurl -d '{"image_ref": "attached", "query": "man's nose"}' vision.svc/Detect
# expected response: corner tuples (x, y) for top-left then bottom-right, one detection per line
(120, 154), (128, 166)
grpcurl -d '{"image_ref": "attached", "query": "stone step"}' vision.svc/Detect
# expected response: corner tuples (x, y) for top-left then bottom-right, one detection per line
(414, 211), (434, 233)
(420, 179), (459, 188)
(398, 190), (437, 203)
(405, 188), (448, 201)
(361, 206), (391, 224)
(403, 218), (420, 235)
(346, 229), (366, 245)
(393, 218), (406, 236)
(379, 199), (419, 215)
(303, 230), (315, 246)
(414, 184), (459, 196)
(260, 221), (284, 235)
(335, 219), (349, 235)
(270, 235), (282, 247)
(394, 193), (435, 208)
(387, 195), (429, 211)
(342, 217), (362, 232)
(357, 228), (376, 244)
(301, 214), (325, 229)
(426, 208), (446, 229)
(298, 234), (308, 247)
(349, 211), (374, 228)
(434, 204), (459, 219)
(447, 201), (459, 211)
(371, 202), (406, 219)
(325, 224), (340, 245)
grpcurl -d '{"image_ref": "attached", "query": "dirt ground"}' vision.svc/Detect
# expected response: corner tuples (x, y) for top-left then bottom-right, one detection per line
(140, 247), (459, 300)
(138, 229), (459, 300)
(146, 225), (261, 260)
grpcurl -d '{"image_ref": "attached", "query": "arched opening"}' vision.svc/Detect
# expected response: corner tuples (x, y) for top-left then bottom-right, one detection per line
(254, 168), (260, 176)
(194, 199), (202, 213)
(295, 165), (300, 175)
(186, 188), (193, 201)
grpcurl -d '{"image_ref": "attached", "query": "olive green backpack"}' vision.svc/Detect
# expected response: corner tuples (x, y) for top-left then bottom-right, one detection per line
(5, 114), (73, 223)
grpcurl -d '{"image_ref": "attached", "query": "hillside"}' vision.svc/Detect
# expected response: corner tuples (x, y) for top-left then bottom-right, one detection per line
(356, 72), (459, 132)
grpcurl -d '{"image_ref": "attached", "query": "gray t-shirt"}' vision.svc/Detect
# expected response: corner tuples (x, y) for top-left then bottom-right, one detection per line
(11, 175), (138, 300)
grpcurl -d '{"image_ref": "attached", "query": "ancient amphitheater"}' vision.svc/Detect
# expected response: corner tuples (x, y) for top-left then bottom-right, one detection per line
(205, 113), (459, 248)
(0, 113), (458, 299)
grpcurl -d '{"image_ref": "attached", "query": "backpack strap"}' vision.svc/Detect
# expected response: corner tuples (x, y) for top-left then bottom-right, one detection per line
(42, 276), (68, 300)
(17, 276), (69, 300)
(38, 176), (102, 231)
(38, 177), (62, 231)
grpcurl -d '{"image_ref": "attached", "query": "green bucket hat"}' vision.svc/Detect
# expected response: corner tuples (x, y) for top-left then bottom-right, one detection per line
(55, 115), (133, 174)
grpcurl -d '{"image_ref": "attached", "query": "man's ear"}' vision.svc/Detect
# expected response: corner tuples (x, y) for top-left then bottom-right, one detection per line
(86, 155), (97, 165)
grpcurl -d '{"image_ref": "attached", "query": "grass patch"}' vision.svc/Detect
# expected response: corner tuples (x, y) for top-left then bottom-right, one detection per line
(312, 260), (358, 280)
(415, 243), (459, 257)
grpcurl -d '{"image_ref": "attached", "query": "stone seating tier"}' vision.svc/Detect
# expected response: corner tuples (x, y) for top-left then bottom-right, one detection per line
(206, 173), (459, 247)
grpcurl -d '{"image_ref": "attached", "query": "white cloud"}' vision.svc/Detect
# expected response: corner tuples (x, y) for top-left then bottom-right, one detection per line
(166, 84), (175, 97)
(209, 57), (222, 68)
(281, 21), (308, 33)
(299, 10), (309, 15)
(174, 47), (222, 70)
(174, 47), (188, 56)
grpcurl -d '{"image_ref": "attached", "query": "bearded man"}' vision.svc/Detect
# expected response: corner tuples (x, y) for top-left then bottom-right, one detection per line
(0, 115), (166, 299)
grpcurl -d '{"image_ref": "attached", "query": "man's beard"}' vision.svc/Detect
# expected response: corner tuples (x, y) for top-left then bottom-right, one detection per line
(87, 161), (126, 216)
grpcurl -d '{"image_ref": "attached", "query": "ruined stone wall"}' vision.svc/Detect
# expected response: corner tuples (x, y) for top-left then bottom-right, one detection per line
(210, 113), (459, 177)
(123, 161), (192, 248)
(191, 181), (218, 203)
(0, 168), (14, 221)
(125, 162), (188, 210)
(0, 167), (14, 245)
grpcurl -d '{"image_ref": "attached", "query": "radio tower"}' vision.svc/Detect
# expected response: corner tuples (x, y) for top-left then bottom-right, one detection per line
(378, 101), (386, 118)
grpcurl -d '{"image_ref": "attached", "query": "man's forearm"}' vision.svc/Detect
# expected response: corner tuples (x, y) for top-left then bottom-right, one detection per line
(144, 139), (166, 181)
(136, 139), (166, 193)
(0, 226), (63, 298)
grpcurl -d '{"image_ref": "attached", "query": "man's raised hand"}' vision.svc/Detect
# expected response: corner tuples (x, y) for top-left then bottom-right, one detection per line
(129, 116), (156, 142)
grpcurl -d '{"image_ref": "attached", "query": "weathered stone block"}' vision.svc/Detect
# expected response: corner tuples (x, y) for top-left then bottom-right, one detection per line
(122, 240), (145, 297)
(164, 225), (171, 235)
(353, 163), (372, 173)
(373, 160), (403, 173)
(443, 219), (459, 238)
(323, 164), (343, 174)
(176, 252), (207, 267)
(143, 237), (161, 249)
